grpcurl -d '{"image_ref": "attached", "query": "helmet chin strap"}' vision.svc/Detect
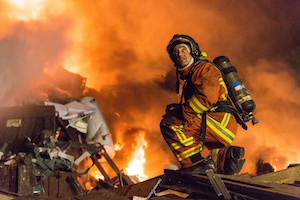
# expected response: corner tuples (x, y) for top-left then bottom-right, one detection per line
(175, 57), (194, 93)
(175, 68), (180, 94)
(178, 57), (194, 72)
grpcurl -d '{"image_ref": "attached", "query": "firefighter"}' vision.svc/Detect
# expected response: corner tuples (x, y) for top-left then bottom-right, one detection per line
(160, 34), (245, 175)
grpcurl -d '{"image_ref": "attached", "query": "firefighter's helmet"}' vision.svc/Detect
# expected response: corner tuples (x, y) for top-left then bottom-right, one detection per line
(167, 34), (201, 63)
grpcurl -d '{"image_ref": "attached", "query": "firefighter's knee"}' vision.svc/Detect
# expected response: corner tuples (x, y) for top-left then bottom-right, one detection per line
(160, 115), (175, 139)
(223, 146), (246, 175)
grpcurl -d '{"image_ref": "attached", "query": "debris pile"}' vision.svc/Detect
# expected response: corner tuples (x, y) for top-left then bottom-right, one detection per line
(0, 101), (136, 199)
(0, 66), (133, 198)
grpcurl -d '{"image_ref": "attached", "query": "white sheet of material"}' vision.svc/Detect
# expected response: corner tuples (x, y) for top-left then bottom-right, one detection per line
(81, 97), (115, 161)
(45, 97), (115, 162)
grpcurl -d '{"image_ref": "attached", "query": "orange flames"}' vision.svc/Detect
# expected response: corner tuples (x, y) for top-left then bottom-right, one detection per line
(270, 159), (278, 172)
(85, 130), (149, 185)
(7, 0), (46, 21)
(114, 142), (124, 151)
(125, 130), (149, 181)
(6, 0), (65, 22)
(89, 166), (105, 181)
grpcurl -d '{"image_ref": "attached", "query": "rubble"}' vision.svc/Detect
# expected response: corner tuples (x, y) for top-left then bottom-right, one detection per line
(0, 103), (133, 199)
(252, 164), (300, 184)
(0, 104), (300, 200)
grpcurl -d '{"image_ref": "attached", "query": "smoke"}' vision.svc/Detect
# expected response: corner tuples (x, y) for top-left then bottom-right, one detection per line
(0, 0), (299, 176)
(234, 59), (300, 173)
(0, 14), (71, 105)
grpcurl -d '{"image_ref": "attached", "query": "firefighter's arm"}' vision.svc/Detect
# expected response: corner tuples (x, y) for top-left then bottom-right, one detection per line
(182, 63), (220, 122)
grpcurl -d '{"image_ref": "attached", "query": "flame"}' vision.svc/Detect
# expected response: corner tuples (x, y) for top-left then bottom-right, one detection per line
(114, 142), (124, 151)
(6, 0), (50, 21)
(89, 168), (105, 181)
(270, 159), (278, 172)
(78, 156), (106, 189)
(125, 130), (148, 181)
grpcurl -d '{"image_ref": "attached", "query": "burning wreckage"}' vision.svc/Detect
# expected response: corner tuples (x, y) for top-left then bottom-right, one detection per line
(0, 69), (300, 200)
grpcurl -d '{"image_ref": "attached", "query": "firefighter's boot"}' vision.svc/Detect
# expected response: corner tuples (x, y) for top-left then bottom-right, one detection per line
(180, 156), (216, 175)
(223, 146), (246, 175)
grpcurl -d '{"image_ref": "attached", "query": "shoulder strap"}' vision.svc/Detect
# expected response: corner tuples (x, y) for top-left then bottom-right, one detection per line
(179, 59), (213, 104)
(180, 58), (248, 130)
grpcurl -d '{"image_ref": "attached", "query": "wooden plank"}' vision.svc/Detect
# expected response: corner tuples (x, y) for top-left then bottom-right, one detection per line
(57, 171), (78, 198)
(0, 164), (9, 192)
(164, 169), (300, 200)
(17, 165), (34, 196)
(44, 171), (78, 198)
(91, 155), (111, 182)
(47, 171), (59, 198)
(252, 165), (300, 184)
(107, 176), (163, 198)
(95, 145), (120, 176)
(0, 188), (19, 200)
(75, 188), (130, 200)
(0, 106), (56, 118)
(219, 173), (300, 198)
(8, 166), (17, 194)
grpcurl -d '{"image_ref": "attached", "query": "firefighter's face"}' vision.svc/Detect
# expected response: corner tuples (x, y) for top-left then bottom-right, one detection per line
(173, 44), (193, 69)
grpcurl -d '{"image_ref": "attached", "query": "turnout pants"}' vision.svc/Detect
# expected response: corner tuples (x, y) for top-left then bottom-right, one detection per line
(160, 112), (230, 174)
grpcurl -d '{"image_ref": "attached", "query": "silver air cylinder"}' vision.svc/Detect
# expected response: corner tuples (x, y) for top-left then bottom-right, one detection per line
(213, 56), (257, 124)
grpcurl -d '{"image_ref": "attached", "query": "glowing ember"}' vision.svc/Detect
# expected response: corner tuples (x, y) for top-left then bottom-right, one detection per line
(125, 130), (148, 181)
(114, 142), (124, 151)
(89, 167), (104, 180)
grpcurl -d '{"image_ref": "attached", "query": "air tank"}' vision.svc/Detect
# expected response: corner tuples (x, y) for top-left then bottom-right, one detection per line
(213, 56), (257, 124)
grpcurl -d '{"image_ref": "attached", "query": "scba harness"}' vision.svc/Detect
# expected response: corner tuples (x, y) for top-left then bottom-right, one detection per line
(174, 59), (247, 147)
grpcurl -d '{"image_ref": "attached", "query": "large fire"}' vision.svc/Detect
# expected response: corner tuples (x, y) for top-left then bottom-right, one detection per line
(1, 0), (300, 183)
(125, 130), (148, 181)
(79, 130), (149, 188)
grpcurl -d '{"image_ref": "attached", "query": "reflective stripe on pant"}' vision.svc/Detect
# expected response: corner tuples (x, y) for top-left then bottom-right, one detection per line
(160, 112), (235, 168)
(170, 124), (203, 161)
(198, 113), (235, 145)
(160, 114), (203, 168)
